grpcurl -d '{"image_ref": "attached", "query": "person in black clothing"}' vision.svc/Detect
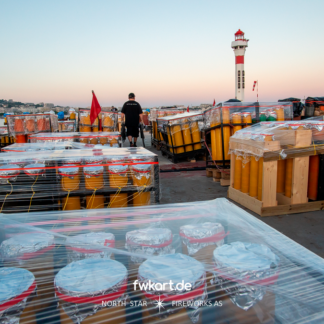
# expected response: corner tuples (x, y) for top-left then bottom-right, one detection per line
(121, 93), (143, 147)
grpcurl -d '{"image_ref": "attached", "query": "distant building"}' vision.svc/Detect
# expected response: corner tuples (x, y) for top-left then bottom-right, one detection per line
(26, 103), (35, 106)
(8, 99), (13, 103)
(44, 103), (54, 108)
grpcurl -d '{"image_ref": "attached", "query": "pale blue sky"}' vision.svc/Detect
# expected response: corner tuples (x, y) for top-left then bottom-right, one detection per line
(1, 0), (323, 107)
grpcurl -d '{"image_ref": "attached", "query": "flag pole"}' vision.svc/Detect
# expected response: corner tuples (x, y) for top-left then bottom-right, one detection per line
(257, 80), (259, 102)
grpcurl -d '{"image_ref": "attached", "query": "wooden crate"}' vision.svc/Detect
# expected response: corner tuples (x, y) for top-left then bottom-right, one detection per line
(228, 129), (324, 216)
(206, 168), (230, 186)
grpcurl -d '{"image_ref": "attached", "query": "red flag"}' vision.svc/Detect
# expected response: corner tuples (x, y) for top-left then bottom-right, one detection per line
(90, 91), (101, 125)
(187, 106), (189, 112)
(213, 99), (215, 106)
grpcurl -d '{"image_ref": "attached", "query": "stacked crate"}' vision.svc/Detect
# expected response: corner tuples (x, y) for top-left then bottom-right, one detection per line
(6, 113), (58, 143)
(150, 107), (186, 148)
(203, 102), (293, 170)
(0, 148), (160, 214)
(228, 120), (324, 216)
(157, 112), (204, 163)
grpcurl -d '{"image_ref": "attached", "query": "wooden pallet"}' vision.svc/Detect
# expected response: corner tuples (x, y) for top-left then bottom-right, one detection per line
(228, 187), (324, 216)
(228, 129), (324, 216)
(206, 168), (230, 186)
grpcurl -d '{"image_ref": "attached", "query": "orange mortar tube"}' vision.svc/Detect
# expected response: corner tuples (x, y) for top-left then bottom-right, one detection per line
(276, 108), (285, 121)
(172, 125), (185, 154)
(182, 119), (193, 152)
(232, 113), (242, 134)
(285, 159), (294, 197)
(241, 158), (250, 194)
(242, 113), (252, 128)
(233, 155), (242, 190)
(308, 155), (320, 200)
(277, 160), (286, 193)
(222, 108), (230, 159)
(257, 157), (264, 200)
(249, 156), (259, 197)
(191, 121), (202, 150)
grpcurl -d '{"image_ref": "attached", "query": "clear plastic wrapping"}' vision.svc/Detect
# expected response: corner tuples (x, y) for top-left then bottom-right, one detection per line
(58, 121), (76, 132)
(229, 120), (324, 159)
(0, 147), (160, 213)
(151, 108), (186, 143)
(7, 113), (58, 136)
(0, 198), (323, 323)
(204, 102), (293, 129)
(203, 102), (294, 166)
(28, 132), (122, 146)
(156, 112), (204, 155)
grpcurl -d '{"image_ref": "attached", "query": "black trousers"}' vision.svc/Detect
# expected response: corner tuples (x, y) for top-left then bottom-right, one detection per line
(126, 125), (139, 138)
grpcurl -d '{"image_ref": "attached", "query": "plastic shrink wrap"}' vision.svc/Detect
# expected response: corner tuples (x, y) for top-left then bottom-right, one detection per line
(79, 109), (118, 132)
(58, 121), (76, 132)
(0, 147), (160, 214)
(6, 113), (58, 144)
(150, 108), (186, 143)
(29, 132), (122, 146)
(156, 112), (204, 157)
(0, 126), (13, 148)
(203, 102), (293, 168)
(0, 198), (323, 324)
(228, 120), (324, 214)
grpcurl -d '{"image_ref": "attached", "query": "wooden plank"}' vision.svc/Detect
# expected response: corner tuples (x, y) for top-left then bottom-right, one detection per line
(206, 168), (213, 177)
(212, 170), (221, 179)
(220, 179), (230, 186)
(291, 157), (310, 204)
(260, 200), (324, 217)
(221, 170), (230, 180)
(230, 138), (281, 152)
(276, 193), (291, 205)
(262, 161), (278, 207)
(228, 187), (263, 215)
(230, 153), (235, 188)
(213, 177), (220, 182)
(295, 130), (312, 147)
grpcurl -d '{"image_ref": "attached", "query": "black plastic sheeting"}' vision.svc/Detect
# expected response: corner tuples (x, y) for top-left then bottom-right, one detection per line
(278, 98), (304, 117)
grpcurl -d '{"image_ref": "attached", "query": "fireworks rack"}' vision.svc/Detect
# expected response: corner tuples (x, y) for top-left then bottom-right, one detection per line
(157, 112), (205, 163)
(0, 198), (323, 324)
(78, 108), (119, 132)
(203, 102), (294, 171)
(0, 148), (160, 214)
(228, 120), (324, 216)
(149, 107), (186, 149)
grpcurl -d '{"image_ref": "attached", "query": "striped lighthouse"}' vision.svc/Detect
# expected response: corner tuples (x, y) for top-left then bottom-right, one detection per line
(231, 29), (249, 101)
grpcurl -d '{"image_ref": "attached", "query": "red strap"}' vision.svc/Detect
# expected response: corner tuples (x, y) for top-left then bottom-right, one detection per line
(143, 283), (205, 302)
(126, 235), (173, 248)
(0, 174), (19, 179)
(107, 170), (128, 174)
(132, 169), (151, 173)
(214, 268), (279, 286)
(58, 172), (79, 177)
(83, 172), (103, 177)
(66, 239), (115, 253)
(17, 244), (55, 260)
(179, 231), (228, 244)
(0, 281), (36, 312)
(55, 282), (127, 305)
(24, 170), (45, 176)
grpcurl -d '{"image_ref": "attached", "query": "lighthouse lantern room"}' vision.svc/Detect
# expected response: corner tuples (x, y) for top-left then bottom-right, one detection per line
(231, 29), (249, 101)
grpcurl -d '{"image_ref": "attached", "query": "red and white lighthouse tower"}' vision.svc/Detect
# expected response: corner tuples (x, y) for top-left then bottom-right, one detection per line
(231, 29), (249, 101)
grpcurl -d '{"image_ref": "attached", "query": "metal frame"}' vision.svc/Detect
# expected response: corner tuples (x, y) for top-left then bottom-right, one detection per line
(204, 102), (260, 169)
(159, 124), (205, 163)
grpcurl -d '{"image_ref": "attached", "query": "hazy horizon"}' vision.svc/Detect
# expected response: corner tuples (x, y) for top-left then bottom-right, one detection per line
(1, 0), (323, 107)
